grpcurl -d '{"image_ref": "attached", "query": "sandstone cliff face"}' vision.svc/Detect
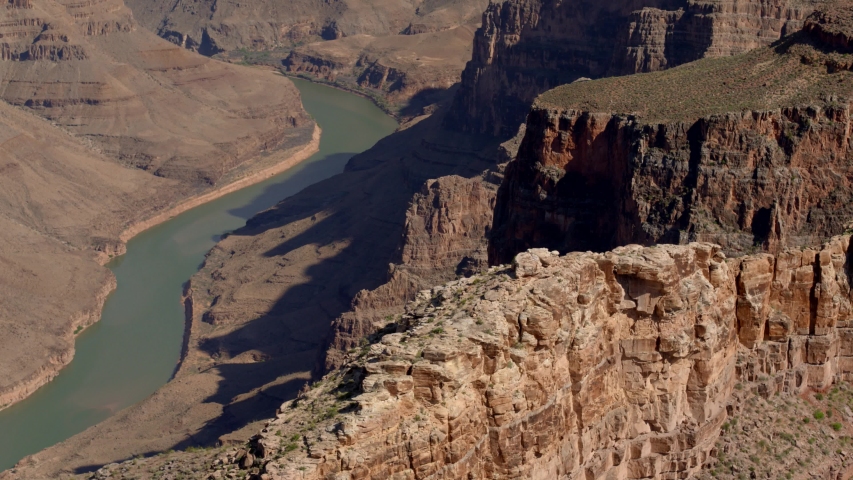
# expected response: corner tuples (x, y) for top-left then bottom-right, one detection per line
(490, 104), (853, 264)
(325, 174), (499, 369)
(489, 8), (853, 265)
(445, 0), (814, 138)
(317, 0), (826, 378)
(100, 235), (853, 480)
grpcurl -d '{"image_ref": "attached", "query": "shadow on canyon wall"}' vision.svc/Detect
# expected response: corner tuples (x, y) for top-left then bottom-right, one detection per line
(69, 114), (502, 476)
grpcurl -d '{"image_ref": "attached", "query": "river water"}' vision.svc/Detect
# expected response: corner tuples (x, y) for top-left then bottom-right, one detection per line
(0, 78), (397, 472)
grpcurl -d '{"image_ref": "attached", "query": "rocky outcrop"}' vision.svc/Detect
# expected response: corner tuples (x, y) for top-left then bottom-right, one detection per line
(325, 174), (499, 369)
(284, 50), (349, 81)
(490, 10), (853, 264)
(121, 0), (487, 112)
(280, 243), (740, 479)
(445, 0), (813, 138)
(491, 104), (853, 263)
(294, 239), (850, 480)
(317, 0), (827, 377)
(91, 235), (853, 479)
(124, 0), (486, 54)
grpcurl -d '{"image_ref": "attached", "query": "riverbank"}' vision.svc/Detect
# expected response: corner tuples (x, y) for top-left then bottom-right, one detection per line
(0, 277), (115, 413)
(0, 79), (396, 475)
(117, 124), (321, 246)
(280, 71), (402, 120)
(0, 125), (321, 415)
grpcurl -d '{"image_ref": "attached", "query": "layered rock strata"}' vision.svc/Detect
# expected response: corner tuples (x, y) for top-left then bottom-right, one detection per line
(0, 0), (317, 412)
(124, 0), (489, 112)
(80, 235), (853, 479)
(283, 26), (477, 111)
(317, 0), (836, 374)
(13, 0), (846, 474)
(126, 0), (487, 54)
(490, 9), (853, 264)
(0, 0), (314, 186)
(264, 238), (853, 479)
(319, 0), (831, 377)
(446, 0), (815, 138)
(325, 173), (500, 369)
(0, 98), (179, 412)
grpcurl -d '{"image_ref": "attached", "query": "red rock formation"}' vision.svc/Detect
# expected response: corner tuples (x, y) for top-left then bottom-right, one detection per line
(489, 8), (853, 264)
(445, 0), (812, 138)
(316, 0), (828, 381)
(325, 175), (499, 369)
(56, 233), (853, 479)
(192, 234), (853, 480)
(491, 104), (853, 264)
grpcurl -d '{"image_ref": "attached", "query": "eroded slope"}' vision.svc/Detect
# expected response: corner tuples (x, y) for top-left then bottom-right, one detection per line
(0, 0), (317, 413)
(0, 0), (314, 185)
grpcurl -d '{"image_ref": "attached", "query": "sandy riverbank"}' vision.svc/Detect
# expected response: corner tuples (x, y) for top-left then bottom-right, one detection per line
(118, 124), (322, 245)
(0, 125), (321, 413)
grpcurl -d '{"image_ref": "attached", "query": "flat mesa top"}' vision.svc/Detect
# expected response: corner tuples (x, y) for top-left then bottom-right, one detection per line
(536, 7), (853, 124)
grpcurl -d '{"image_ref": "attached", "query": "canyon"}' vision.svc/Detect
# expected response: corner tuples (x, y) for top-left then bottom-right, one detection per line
(71, 235), (853, 479)
(0, 0), (317, 418)
(489, 11), (853, 263)
(4, 0), (853, 476)
(322, 0), (841, 376)
(124, 0), (490, 112)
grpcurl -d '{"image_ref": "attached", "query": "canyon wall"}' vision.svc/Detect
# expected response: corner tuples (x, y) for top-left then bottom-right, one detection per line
(251, 15), (853, 477)
(445, 0), (813, 138)
(489, 11), (853, 265)
(490, 104), (853, 264)
(320, 0), (829, 374)
(9, 1), (851, 476)
(325, 173), (500, 368)
(0, 0), (314, 186)
(209, 234), (853, 480)
(282, 26), (477, 110)
(125, 0), (487, 54)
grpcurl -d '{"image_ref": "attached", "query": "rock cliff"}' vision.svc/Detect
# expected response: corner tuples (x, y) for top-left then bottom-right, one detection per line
(124, 0), (488, 110)
(490, 7), (853, 264)
(125, 0), (486, 54)
(325, 173), (500, 369)
(0, 114), (505, 477)
(80, 234), (853, 479)
(446, 0), (816, 138)
(320, 0), (833, 377)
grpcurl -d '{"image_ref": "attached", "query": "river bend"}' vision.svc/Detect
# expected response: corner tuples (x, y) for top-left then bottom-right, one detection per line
(0, 79), (397, 471)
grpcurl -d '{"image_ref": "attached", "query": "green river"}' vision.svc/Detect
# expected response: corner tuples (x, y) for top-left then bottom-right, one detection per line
(0, 78), (397, 472)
